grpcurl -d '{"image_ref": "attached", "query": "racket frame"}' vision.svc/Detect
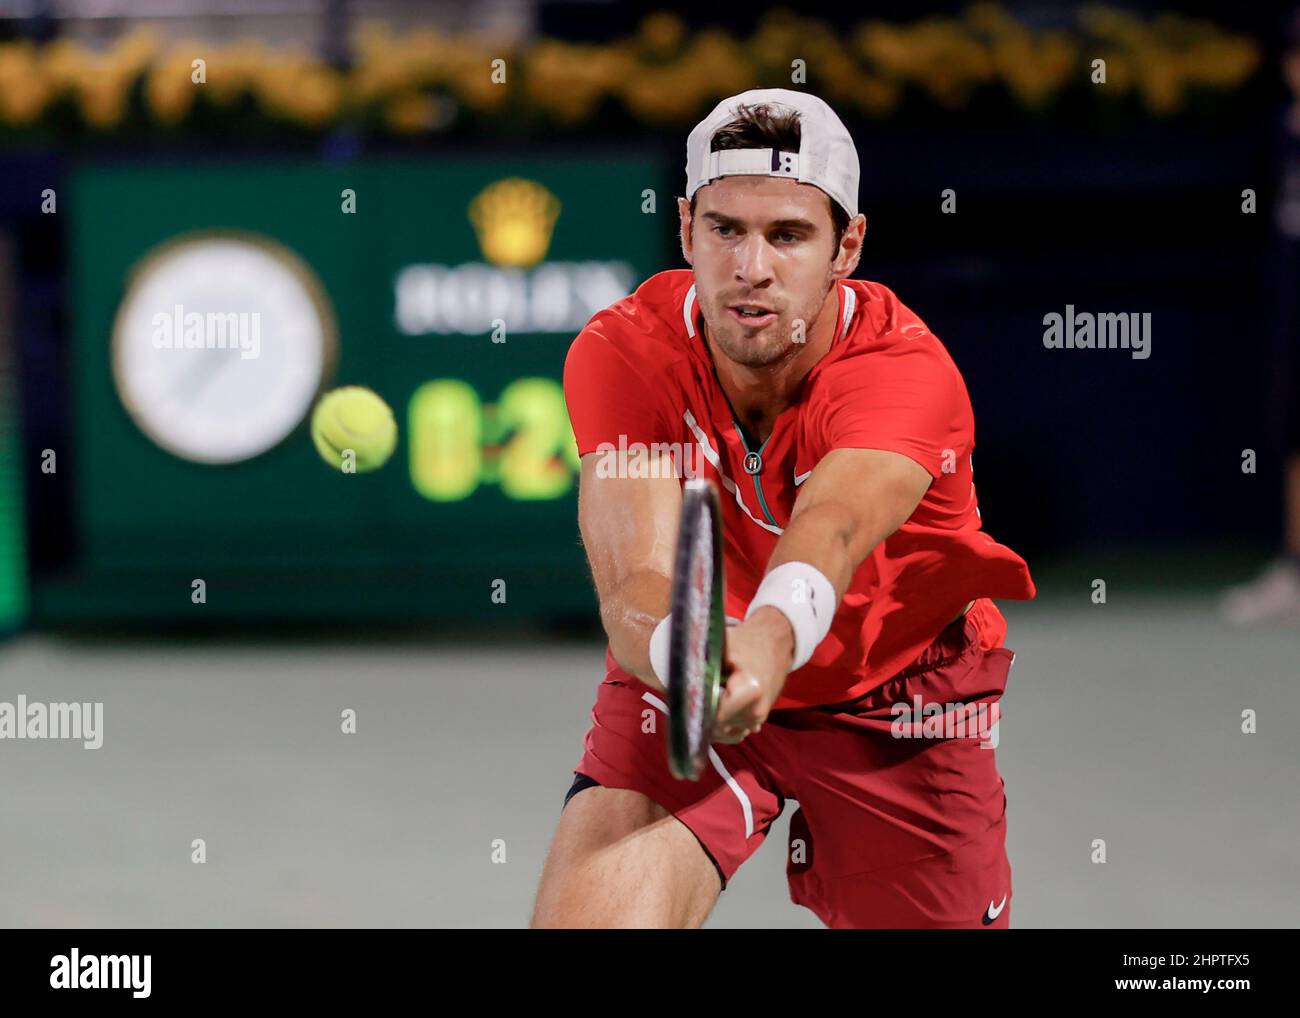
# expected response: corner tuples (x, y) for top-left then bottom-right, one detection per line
(665, 479), (726, 781)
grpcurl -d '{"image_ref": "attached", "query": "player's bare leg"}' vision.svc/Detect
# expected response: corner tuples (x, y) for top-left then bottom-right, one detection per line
(530, 786), (722, 928)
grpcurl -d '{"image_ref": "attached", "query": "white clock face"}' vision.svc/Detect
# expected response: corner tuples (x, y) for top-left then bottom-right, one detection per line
(112, 234), (336, 465)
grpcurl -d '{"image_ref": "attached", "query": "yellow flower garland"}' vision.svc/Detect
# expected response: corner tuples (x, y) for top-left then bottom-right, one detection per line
(0, 6), (1264, 136)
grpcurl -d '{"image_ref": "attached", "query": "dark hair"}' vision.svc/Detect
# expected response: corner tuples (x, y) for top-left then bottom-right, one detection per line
(688, 101), (851, 257)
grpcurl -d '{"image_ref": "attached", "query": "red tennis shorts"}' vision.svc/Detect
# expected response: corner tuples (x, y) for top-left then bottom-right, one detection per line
(565, 597), (1016, 929)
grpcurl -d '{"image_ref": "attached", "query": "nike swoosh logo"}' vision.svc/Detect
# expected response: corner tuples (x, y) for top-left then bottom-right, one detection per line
(983, 894), (1008, 924)
(793, 470), (813, 486)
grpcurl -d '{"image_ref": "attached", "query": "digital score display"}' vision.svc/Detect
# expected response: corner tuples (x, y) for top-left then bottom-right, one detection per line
(408, 377), (580, 503)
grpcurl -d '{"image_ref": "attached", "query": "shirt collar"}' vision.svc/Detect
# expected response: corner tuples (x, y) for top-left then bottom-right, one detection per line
(682, 280), (857, 345)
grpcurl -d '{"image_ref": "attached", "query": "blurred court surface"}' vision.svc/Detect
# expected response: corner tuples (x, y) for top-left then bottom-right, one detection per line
(1, 595), (1295, 929)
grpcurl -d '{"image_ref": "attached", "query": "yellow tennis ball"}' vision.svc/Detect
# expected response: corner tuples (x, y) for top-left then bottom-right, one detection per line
(310, 386), (398, 473)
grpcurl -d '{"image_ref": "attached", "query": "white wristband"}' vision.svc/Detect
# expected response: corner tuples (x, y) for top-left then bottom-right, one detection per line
(648, 614), (673, 684)
(648, 613), (742, 684)
(744, 561), (835, 671)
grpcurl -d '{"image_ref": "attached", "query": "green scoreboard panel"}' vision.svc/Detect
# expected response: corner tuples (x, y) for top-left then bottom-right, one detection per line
(39, 155), (669, 625)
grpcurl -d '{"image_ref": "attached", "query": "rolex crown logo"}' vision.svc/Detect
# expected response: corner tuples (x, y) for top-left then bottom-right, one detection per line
(468, 178), (561, 268)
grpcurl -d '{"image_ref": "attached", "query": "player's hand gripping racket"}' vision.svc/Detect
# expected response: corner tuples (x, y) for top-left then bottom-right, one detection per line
(666, 479), (726, 780)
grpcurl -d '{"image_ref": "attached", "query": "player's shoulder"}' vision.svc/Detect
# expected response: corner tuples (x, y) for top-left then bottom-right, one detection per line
(568, 269), (695, 358)
(561, 269), (696, 392)
(826, 278), (963, 377)
(809, 278), (970, 409)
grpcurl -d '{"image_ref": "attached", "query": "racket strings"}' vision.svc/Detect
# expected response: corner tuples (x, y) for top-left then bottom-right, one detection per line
(684, 522), (713, 756)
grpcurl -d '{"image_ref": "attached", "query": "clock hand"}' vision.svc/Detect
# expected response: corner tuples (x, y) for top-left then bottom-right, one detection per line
(174, 346), (240, 407)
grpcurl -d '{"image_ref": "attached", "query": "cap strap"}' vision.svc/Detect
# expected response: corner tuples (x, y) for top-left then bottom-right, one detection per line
(705, 148), (800, 183)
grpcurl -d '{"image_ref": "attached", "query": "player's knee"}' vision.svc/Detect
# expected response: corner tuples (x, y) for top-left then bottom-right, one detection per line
(531, 786), (718, 928)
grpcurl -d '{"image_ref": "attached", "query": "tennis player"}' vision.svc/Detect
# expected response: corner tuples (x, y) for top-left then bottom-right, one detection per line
(532, 88), (1036, 929)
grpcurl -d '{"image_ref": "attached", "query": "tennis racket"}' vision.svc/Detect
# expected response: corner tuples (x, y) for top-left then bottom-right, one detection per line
(665, 479), (726, 781)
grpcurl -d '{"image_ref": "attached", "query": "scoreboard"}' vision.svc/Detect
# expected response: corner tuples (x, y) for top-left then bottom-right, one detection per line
(36, 154), (670, 625)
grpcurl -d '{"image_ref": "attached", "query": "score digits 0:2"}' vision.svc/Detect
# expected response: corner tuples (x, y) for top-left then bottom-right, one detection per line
(408, 376), (581, 502)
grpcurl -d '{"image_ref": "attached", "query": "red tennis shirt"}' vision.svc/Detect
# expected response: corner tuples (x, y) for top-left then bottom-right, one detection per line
(563, 268), (1036, 710)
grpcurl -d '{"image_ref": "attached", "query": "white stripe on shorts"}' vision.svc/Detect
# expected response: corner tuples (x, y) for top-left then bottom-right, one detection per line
(640, 690), (755, 838)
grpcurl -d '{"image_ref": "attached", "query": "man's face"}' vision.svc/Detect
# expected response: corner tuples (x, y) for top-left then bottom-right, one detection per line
(679, 175), (859, 369)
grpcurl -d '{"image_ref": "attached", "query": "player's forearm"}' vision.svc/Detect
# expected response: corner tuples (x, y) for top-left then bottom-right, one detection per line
(599, 568), (672, 692)
(765, 448), (927, 612)
(738, 498), (898, 677)
(767, 499), (885, 606)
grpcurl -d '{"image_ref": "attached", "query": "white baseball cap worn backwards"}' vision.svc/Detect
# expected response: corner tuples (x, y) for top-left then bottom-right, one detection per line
(685, 88), (861, 219)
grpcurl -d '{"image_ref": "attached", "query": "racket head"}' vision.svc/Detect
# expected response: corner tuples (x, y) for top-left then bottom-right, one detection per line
(666, 479), (726, 781)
